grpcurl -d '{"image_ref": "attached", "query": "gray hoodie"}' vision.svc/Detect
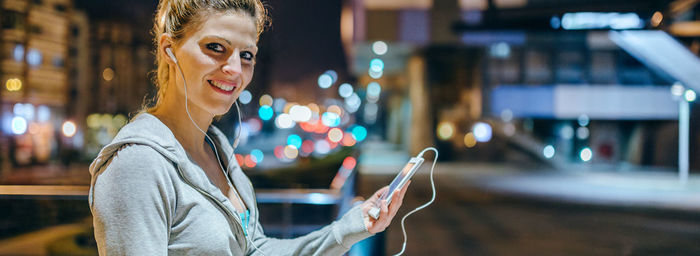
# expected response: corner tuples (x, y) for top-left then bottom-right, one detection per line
(89, 113), (372, 255)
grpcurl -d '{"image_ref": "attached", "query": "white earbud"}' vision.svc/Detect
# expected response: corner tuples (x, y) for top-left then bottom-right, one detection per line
(166, 47), (178, 63)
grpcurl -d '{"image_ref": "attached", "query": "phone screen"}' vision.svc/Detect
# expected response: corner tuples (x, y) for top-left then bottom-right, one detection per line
(381, 162), (415, 200)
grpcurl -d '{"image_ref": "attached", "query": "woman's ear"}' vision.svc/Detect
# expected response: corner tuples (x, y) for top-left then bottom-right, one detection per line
(159, 34), (176, 65)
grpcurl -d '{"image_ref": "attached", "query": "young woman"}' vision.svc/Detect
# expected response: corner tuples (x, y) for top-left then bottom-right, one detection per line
(88, 0), (409, 255)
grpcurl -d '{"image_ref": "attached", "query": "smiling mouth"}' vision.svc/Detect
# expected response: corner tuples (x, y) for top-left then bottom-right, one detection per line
(208, 80), (236, 94)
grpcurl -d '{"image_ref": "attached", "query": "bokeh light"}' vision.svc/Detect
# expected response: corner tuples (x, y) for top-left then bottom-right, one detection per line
(578, 114), (590, 127)
(685, 89), (697, 102)
(259, 94), (273, 106)
(437, 121), (455, 140)
(464, 132), (477, 148)
(342, 156), (357, 170)
(580, 147), (593, 162)
(239, 90), (252, 104)
(543, 145), (555, 159)
(287, 134), (303, 148)
(62, 121), (77, 137)
(258, 105), (274, 121)
(370, 58), (384, 73)
(339, 83), (354, 98)
(473, 122), (493, 143)
(290, 105), (312, 122)
(301, 140), (315, 154)
(318, 74), (333, 89)
(283, 145), (299, 159)
(250, 149), (264, 163)
(315, 140), (331, 154)
(372, 41), (388, 55)
(328, 128), (343, 143)
(11, 116), (27, 135)
(321, 112), (341, 127)
(351, 125), (367, 141)
(275, 113), (295, 129)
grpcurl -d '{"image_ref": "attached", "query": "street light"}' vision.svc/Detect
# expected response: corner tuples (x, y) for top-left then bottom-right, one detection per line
(671, 82), (692, 184)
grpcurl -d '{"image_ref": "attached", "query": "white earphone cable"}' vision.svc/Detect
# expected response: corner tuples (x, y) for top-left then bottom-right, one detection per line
(393, 147), (438, 256)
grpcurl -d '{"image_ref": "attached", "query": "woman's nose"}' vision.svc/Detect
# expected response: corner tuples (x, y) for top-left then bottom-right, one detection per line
(222, 51), (242, 76)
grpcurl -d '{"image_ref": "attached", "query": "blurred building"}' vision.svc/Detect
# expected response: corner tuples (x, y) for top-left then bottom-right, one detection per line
(344, 0), (700, 169)
(1, 0), (73, 169)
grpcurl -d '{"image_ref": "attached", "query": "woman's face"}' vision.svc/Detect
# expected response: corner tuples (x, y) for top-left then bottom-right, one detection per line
(169, 11), (258, 116)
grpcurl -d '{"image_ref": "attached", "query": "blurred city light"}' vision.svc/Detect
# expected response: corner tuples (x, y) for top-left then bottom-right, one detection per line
(543, 145), (556, 159)
(372, 41), (388, 55)
(289, 105), (312, 122)
(318, 73), (333, 89)
(370, 58), (384, 73)
(275, 113), (295, 129)
(671, 83), (685, 97)
(247, 118), (262, 133)
(364, 102), (378, 124)
(259, 94), (273, 106)
(5, 78), (22, 92)
(368, 69), (383, 79)
(684, 89), (696, 102)
(239, 90), (252, 104)
(561, 12), (644, 30)
(250, 149), (264, 163)
(503, 123), (516, 137)
(301, 140), (314, 154)
(342, 156), (357, 170)
(437, 121), (455, 140)
(27, 48), (42, 66)
(489, 42), (511, 59)
(321, 112), (341, 127)
(464, 132), (477, 148)
(578, 114), (590, 127)
(11, 116), (27, 135)
(341, 132), (357, 147)
(273, 98), (287, 113)
(37, 105), (50, 122)
(651, 11), (663, 27)
(580, 147), (593, 162)
(258, 105), (274, 121)
(473, 122), (493, 143)
(345, 93), (362, 113)
(287, 134), (303, 148)
(327, 105), (343, 116)
(283, 145), (299, 159)
(577, 127), (590, 140)
(350, 125), (367, 141)
(245, 154), (257, 168)
(62, 121), (77, 138)
(12, 44), (23, 62)
(550, 16), (562, 29)
(324, 70), (338, 83)
(338, 83), (354, 98)
(367, 82), (381, 101)
(328, 128), (343, 143)
(315, 140), (331, 154)
(560, 125), (575, 139)
(102, 67), (115, 81)
(274, 146), (284, 159)
(500, 109), (513, 122)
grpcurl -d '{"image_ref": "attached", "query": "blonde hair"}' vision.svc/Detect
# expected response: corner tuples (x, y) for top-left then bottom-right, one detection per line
(145, 0), (268, 112)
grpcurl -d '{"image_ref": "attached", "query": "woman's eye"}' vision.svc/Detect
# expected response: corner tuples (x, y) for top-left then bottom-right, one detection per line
(206, 43), (225, 53)
(241, 51), (255, 61)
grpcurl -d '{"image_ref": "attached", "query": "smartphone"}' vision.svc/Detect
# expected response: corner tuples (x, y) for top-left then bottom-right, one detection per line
(369, 157), (424, 219)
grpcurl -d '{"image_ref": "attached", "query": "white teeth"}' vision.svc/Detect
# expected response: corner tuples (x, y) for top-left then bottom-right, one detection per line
(210, 80), (234, 91)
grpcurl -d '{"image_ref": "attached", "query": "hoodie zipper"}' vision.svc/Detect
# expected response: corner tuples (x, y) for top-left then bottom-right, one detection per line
(175, 164), (248, 253)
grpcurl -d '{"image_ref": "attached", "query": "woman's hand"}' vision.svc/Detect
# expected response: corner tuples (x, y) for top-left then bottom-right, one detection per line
(361, 181), (411, 234)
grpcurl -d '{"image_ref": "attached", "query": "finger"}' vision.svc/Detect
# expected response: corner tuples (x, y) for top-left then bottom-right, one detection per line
(388, 181), (411, 217)
(372, 186), (389, 199)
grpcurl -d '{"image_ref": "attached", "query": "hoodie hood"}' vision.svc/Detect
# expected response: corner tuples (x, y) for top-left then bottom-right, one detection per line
(89, 113), (186, 177)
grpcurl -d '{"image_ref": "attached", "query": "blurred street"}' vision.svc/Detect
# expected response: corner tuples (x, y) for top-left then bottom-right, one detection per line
(358, 162), (700, 256)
